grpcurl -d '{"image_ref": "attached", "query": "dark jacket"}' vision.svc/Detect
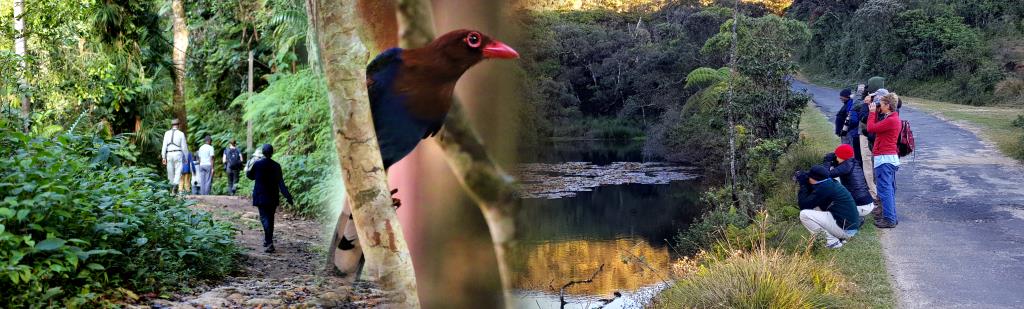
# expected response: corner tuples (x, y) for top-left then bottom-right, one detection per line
(797, 178), (861, 230)
(823, 153), (874, 206)
(834, 98), (855, 136)
(246, 158), (292, 207)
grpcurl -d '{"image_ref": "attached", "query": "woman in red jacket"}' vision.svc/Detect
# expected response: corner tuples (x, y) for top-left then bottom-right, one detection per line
(866, 93), (901, 228)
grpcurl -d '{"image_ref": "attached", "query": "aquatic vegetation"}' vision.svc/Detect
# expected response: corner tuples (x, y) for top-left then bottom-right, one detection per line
(516, 162), (700, 199)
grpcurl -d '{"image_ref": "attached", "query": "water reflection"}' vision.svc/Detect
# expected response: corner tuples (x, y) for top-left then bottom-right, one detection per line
(511, 139), (703, 308)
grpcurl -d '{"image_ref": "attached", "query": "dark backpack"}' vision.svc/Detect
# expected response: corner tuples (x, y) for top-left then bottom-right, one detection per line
(897, 120), (915, 157)
(226, 148), (243, 170)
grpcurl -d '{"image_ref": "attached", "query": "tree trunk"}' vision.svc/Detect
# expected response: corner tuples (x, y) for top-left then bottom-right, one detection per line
(171, 0), (189, 136)
(726, 0), (739, 197)
(13, 0), (30, 132)
(306, 0), (420, 306)
(247, 49), (254, 151)
(395, 0), (520, 306)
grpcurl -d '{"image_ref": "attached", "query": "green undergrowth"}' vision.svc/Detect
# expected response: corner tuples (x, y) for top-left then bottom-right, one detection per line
(0, 120), (239, 307)
(664, 103), (895, 308)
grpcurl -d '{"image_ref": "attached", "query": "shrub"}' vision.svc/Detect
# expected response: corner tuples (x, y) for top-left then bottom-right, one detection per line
(0, 124), (239, 307)
(657, 248), (855, 308)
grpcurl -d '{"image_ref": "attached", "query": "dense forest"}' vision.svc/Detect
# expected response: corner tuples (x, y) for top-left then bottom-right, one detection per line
(0, 0), (331, 305)
(789, 0), (1024, 105)
(516, 1), (808, 173)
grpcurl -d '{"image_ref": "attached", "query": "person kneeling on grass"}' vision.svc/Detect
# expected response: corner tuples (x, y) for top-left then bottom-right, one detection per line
(823, 144), (876, 217)
(794, 165), (862, 249)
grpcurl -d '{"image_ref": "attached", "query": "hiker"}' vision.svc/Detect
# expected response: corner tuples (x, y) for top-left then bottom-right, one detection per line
(866, 92), (902, 228)
(223, 139), (245, 196)
(160, 118), (189, 194)
(196, 136), (215, 195)
(180, 150), (195, 194)
(834, 88), (855, 143)
(795, 165), (861, 248)
(823, 144), (876, 216)
(246, 144), (293, 253)
(836, 87), (863, 160)
(851, 77), (886, 203)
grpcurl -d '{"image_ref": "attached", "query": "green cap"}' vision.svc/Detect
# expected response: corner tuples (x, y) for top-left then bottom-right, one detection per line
(866, 76), (886, 93)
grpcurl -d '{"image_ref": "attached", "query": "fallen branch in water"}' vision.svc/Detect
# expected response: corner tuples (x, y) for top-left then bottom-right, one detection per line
(559, 264), (605, 309)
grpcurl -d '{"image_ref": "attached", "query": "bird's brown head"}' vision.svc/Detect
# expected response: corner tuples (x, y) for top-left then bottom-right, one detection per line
(424, 29), (519, 72)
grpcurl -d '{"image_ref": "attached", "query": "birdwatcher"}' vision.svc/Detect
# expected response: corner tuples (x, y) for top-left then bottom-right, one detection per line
(794, 165), (861, 249)
(823, 144), (876, 217)
(223, 139), (245, 196)
(246, 144), (293, 253)
(196, 135), (215, 195)
(161, 118), (189, 194)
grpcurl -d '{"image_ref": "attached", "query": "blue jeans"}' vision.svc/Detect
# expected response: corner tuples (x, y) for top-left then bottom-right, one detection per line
(875, 163), (899, 223)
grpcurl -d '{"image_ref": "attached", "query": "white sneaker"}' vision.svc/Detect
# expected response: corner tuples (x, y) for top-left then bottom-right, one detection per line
(826, 240), (844, 249)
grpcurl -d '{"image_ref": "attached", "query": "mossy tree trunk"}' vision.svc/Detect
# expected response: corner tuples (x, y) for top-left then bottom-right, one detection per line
(396, 0), (521, 306)
(171, 0), (189, 136)
(306, 0), (420, 306)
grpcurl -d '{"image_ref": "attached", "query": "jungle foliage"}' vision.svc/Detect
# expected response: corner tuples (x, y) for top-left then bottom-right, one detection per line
(788, 0), (1024, 105)
(0, 118), (238, 307)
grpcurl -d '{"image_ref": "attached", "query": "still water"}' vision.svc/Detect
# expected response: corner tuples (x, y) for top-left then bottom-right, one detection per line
(511, 140), (704, 308)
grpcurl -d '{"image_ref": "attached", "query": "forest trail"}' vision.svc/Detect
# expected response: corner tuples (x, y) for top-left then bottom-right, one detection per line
(148, 195), (383, 308)
(792, 79), (1024, 308)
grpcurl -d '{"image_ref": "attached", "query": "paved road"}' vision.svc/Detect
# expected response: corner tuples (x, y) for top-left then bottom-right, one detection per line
(791, 79), (1024, 308)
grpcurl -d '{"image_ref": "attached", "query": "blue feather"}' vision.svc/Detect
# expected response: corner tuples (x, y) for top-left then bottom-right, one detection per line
(367, 48), (440, 169)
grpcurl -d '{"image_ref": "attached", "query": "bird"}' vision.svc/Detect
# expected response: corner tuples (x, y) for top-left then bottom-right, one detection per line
(334, 30), (518, 254)
(367, 29), (519, 170)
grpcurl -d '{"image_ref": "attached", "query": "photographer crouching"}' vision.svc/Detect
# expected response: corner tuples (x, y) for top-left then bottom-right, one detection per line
(794, 165), (862, 249)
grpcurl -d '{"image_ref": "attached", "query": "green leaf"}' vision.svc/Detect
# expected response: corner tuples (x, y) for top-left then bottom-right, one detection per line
(35, 238), (67, 251)
(0, 208), (12, 218)
(86, 263), (104, 271)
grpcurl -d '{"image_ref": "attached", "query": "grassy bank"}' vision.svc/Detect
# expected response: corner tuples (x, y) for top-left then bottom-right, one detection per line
(659, 103), (895, 308)
(904, 97), (1024, 161)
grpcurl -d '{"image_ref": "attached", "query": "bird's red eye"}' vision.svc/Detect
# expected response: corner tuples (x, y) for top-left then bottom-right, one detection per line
(465, 32), (482, 48)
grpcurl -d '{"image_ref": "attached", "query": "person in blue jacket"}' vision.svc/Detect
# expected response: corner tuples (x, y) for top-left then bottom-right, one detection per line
(246, 144), (294, 253)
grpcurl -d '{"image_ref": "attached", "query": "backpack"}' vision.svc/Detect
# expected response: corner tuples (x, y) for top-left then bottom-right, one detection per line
(226, 148), (243, 171)
(897, 120), (915, 157)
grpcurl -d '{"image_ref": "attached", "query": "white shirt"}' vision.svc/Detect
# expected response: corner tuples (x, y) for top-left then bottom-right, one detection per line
(197, 144), (215, 166)
(161, 128), (189, 159)
(873, 154), (900, 168)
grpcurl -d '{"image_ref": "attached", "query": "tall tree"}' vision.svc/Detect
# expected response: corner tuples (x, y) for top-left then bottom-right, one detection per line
(13, 0), (30, 132)
(306, 0), (420, 306)
(171, 0), (189, 135)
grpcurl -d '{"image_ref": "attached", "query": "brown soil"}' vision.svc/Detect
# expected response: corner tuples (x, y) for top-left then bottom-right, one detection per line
(143, 195), (384, 308)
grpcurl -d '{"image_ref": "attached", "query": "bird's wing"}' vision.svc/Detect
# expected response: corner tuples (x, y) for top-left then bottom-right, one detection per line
(366, 48), (403, 85)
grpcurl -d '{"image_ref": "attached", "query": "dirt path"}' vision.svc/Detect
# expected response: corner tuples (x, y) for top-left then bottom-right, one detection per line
(792, 79), (1024, 308)
(149, 195), (384, 309)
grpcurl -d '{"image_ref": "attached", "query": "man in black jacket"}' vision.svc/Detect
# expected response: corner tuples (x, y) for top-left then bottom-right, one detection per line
(824, 144), (876, 217)
(796, 165), (861, 249)
(246, 144), (293, 253)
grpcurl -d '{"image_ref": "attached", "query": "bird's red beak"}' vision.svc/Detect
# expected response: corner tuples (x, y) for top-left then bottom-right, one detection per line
(482, 41), (519, 59)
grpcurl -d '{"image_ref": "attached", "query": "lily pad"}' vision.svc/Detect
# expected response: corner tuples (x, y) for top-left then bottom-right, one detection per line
(516, 162), (699, 199)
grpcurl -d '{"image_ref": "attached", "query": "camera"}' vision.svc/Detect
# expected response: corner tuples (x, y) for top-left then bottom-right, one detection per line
(792, 170), (809, 184)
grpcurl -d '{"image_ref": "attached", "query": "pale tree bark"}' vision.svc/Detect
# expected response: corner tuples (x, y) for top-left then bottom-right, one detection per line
(171, 0), (189, 136)
(306, 0), (420, 306)
(247, 49), (254, 151)
(14, 0), (30, 132)
(726, 0), (739, 197)
(396, 0), (521, 306)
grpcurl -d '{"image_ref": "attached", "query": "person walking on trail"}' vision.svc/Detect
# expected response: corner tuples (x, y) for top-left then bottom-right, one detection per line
(867, 92), (902, 228)
(223, 139), (245, 196)
(161, 118), (189, 194)
(795, 165), (861, 249)
(196, 136), (215, 195)
(180, 150), (195, 194)
(246, 144), (293, 253)
(824, 144), (876, 217)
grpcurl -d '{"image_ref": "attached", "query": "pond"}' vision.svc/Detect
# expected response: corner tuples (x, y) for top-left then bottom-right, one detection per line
(510, 140), (705, 308)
